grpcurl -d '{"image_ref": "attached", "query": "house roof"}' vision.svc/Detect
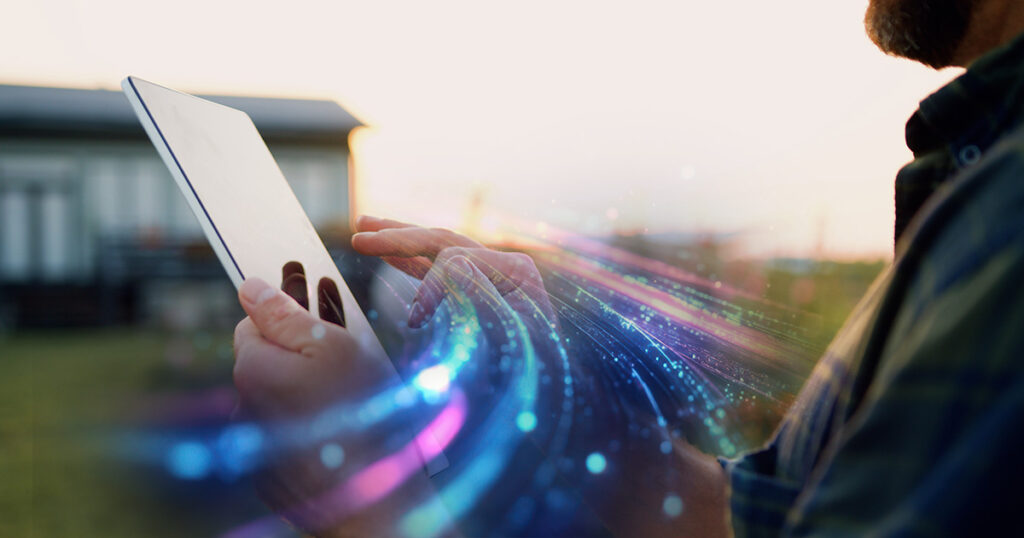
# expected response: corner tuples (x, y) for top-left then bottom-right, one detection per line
(0, 83), (362, 147)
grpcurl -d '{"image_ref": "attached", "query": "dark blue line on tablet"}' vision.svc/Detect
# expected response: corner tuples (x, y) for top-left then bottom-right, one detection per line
(128, 77), (245, 282)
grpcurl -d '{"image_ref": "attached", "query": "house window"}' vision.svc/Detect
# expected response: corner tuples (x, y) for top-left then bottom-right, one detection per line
(0, 171), (80, 282)
(0, 189), (31, 280)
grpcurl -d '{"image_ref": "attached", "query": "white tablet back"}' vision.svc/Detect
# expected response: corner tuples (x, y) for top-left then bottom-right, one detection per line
(122, 76), (381, 348)
(122, 76), (447, 474)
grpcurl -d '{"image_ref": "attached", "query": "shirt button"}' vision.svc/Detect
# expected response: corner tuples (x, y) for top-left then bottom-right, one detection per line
(959, 144), (981, 165)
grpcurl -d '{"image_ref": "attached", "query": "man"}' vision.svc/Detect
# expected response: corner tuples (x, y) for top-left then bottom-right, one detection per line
(232, 0), (1024, 535)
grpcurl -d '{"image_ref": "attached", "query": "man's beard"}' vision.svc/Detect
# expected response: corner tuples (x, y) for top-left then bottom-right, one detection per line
(865, 0), (976, 68)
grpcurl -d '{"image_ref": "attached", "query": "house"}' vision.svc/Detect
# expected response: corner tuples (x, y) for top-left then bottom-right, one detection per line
(0, 83), (362, 328)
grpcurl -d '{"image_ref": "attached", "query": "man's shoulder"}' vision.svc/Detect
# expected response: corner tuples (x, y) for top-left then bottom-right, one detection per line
(899, 123), (1024, 304)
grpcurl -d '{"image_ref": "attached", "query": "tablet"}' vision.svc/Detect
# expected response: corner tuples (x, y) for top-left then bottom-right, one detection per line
(121, 76), (448, 475)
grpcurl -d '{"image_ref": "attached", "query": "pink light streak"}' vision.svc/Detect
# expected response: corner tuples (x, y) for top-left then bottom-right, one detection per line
(539, 251), (790, 363)
(287, 391), (467, 529)
(343, 392), (464, 508)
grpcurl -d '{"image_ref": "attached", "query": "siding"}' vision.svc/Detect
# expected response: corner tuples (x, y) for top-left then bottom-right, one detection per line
(0, 140), (350, 283)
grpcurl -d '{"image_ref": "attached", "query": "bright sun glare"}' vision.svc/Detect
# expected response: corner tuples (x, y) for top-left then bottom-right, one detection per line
(2, 0), (958, 259)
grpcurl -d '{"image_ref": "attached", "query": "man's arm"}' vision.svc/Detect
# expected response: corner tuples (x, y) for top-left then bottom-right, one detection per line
(784, 238), (1024, 535)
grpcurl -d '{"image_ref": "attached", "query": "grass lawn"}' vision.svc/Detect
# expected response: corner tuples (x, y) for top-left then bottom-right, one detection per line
(0, 328), (290, 537)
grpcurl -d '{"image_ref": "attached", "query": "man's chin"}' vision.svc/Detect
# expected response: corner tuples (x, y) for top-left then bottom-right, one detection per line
(864, 0), (973, 69)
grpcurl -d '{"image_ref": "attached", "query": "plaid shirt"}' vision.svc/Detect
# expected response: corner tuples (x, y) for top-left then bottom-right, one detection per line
(725, 32), (1024, 536)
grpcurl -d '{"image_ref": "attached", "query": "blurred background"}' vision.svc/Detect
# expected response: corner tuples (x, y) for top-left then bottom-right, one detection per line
(1, 0), (961, 536)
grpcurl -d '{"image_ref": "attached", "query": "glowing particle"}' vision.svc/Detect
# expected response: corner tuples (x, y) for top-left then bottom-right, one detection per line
(452, 344), (470, 362)
(320, 443), (345, 469)
(167, 441), (212, 480)
(414, 364), (451, 394)
(586, 452), (607, 474)
(400, 499), (449, 538)
(660, 441), (672, 454)
(663, 494), (684, 517)
(394, 387), (416, 407)
(311, 323), (327, 340)
(516, 411), (537, 432)
(216, 423), (264, 476)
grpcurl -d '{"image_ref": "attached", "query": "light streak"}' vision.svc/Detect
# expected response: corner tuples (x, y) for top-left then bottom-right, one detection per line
(113, 222), (824, 537)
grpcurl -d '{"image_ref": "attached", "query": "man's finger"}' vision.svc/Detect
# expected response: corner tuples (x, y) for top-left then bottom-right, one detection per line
(449, 249), (541, 296)
(407, 259), (452, 329)
(232, 316), (310, 412)
(382, 255), (433, 280)
(352, 227), (483, 258)
(407, 249), (528, 331)
(233, 316), (281, 398)
(233, 316), (262, 357)
(439, 255), (516, 337)
(317, 277), (345, 327)
(281, 261), (309, 309)
(239, 277), (334, 356)
(379, 247), (533, 284)
(354, 215), (417, 233)
(406, 247), (539, 328)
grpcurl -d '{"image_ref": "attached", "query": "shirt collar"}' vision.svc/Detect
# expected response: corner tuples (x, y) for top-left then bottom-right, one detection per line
(906, 30), (1024, 166)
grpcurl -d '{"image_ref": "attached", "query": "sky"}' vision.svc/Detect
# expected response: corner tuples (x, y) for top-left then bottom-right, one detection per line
(2, 0), (959, 259)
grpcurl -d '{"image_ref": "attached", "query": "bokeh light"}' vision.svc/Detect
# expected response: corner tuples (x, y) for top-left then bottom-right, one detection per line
(167, 441), (213, 481)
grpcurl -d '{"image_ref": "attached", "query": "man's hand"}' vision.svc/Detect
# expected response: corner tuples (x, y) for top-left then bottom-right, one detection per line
(351, 217), (732, 536)
(234, 277), (384, 419)
(233, 277), (436, 536)
(351, 215), (557, 337)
